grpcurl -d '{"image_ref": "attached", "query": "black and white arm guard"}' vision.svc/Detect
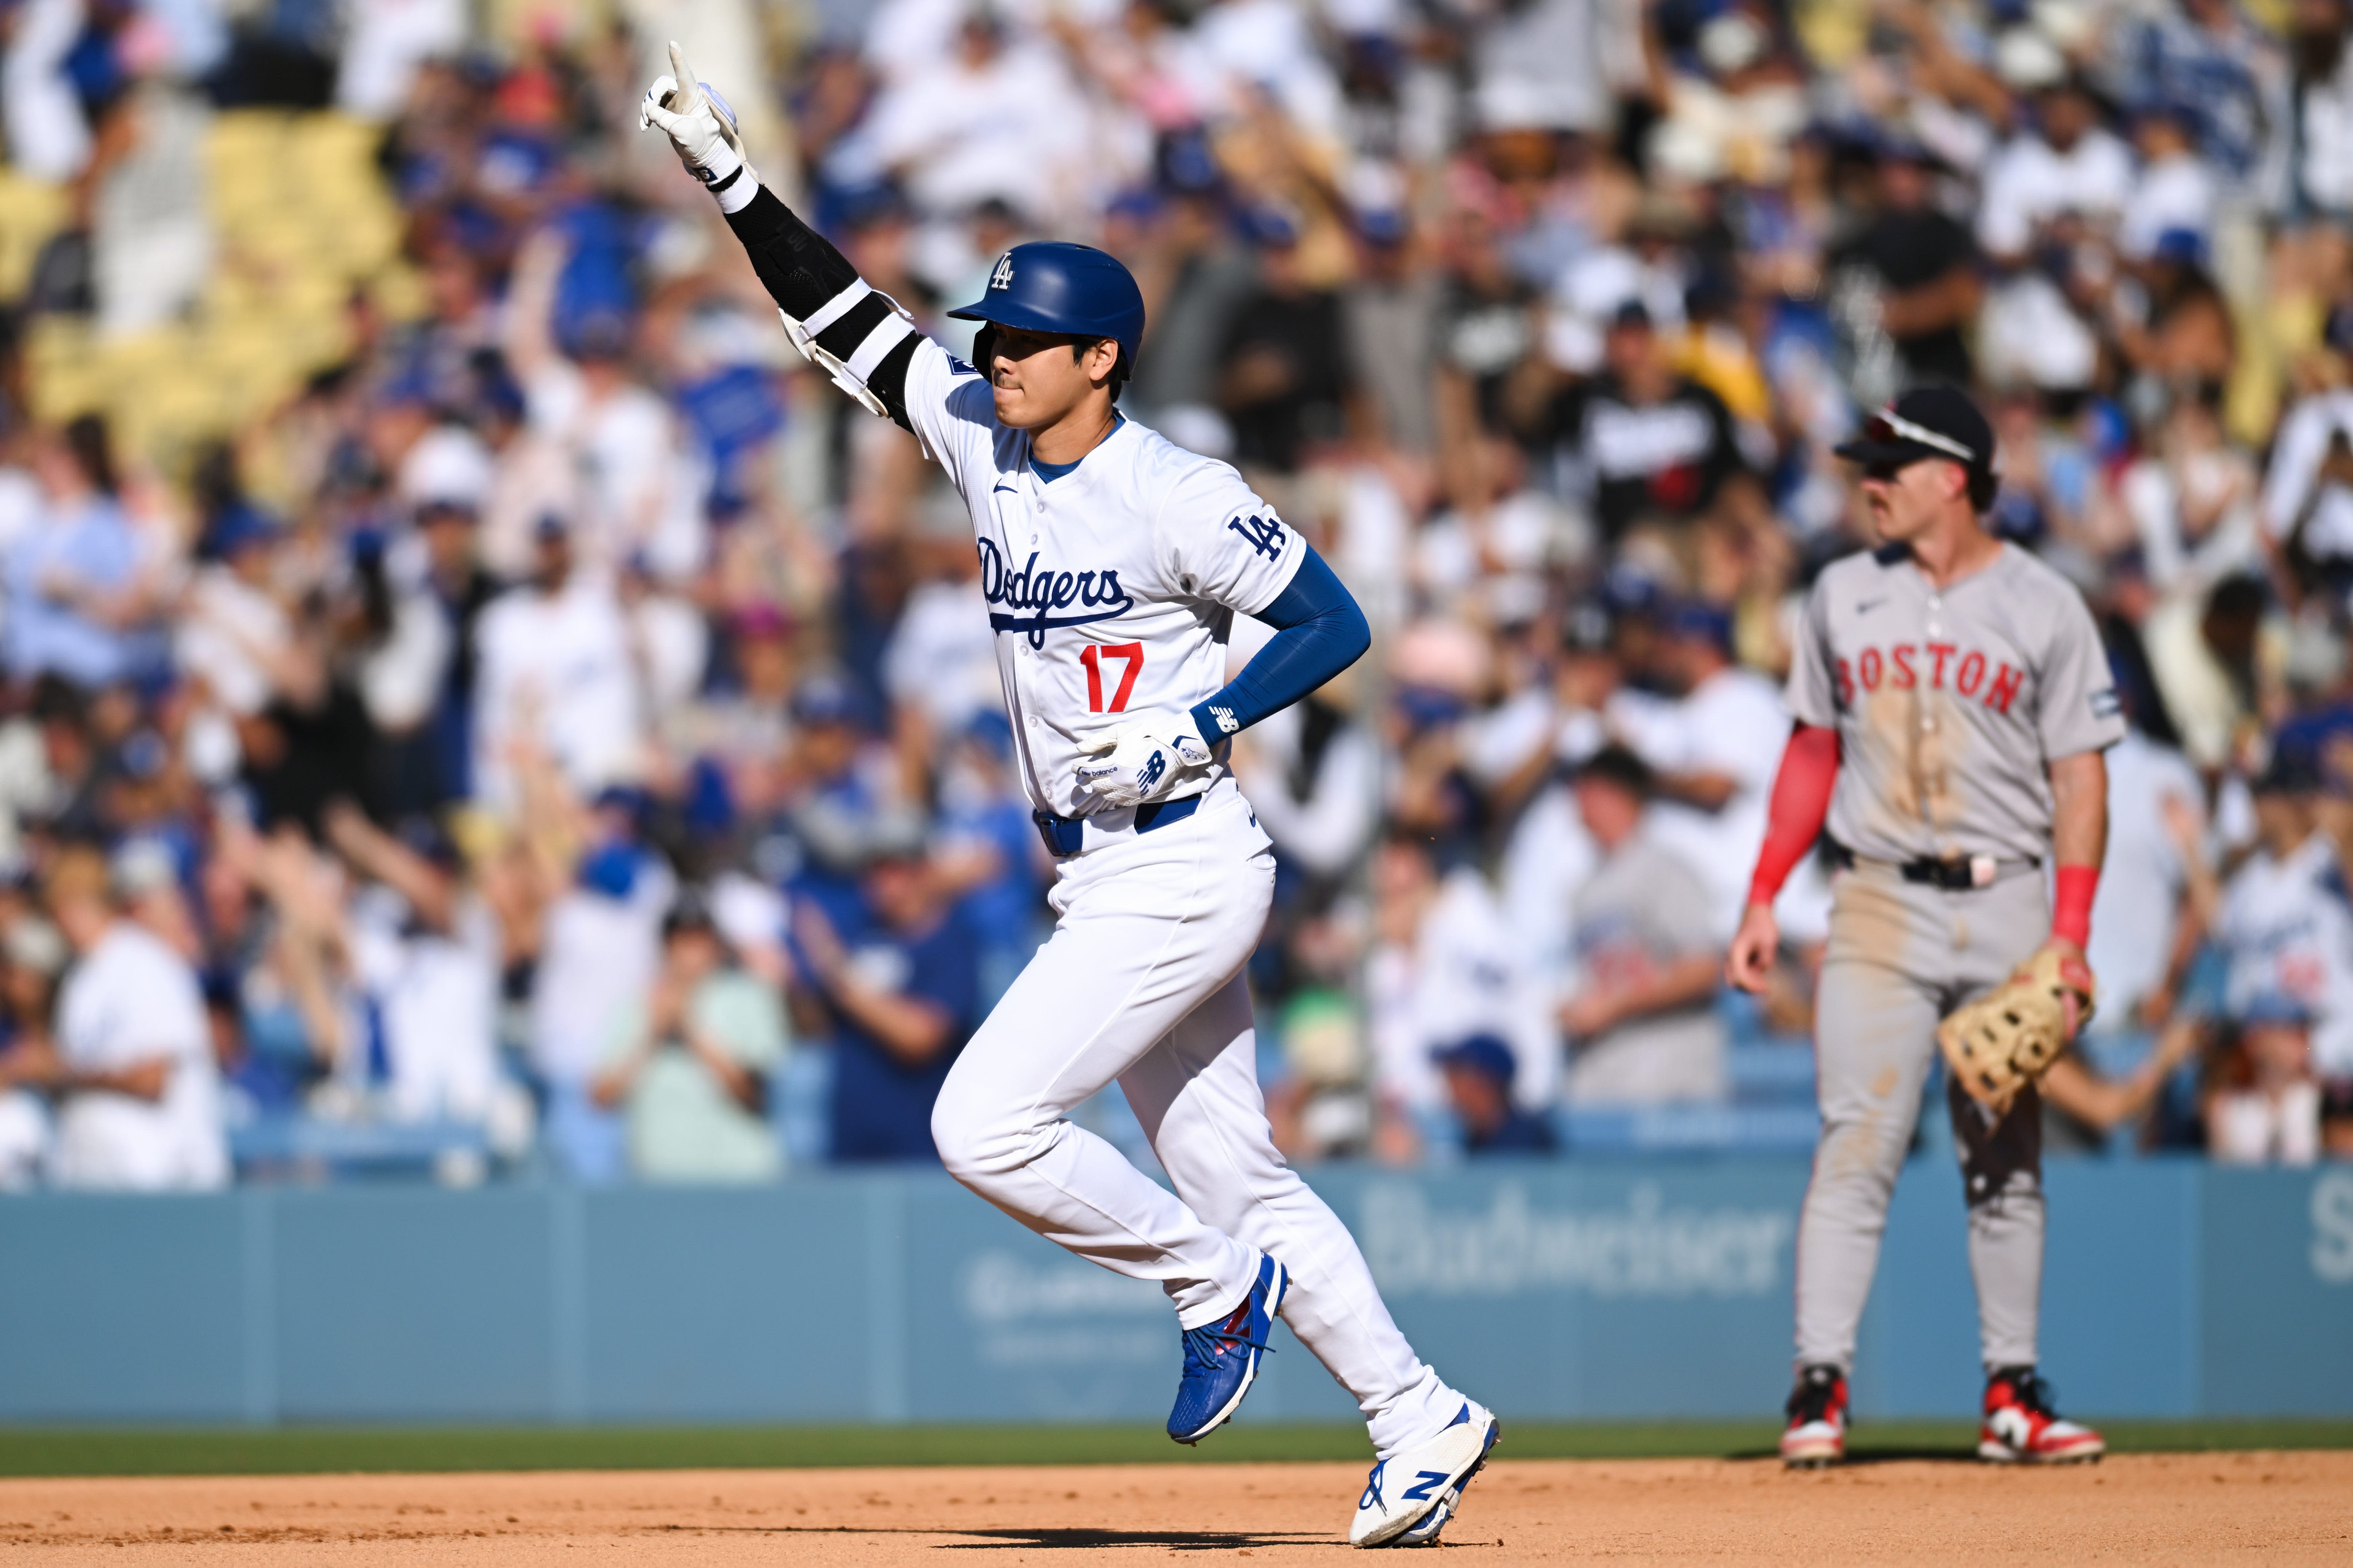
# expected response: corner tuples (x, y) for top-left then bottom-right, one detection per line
(642, 46), (924, 426)
(779, 278), (919, 420)
(722, 186), (923, 430)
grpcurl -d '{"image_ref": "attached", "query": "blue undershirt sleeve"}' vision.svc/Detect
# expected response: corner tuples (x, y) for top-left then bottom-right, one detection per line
(1189, 545), (1371, 743)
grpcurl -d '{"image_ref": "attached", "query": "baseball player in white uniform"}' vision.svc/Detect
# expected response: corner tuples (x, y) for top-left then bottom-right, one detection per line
(643, 50), (1494, 1546)
(1727, 388), (2122, 1468)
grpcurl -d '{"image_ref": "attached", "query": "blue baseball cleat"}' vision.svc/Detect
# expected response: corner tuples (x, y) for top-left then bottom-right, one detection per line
(1166, 1252), (1288, 1444)
(1349, 1399), (1501, 1547)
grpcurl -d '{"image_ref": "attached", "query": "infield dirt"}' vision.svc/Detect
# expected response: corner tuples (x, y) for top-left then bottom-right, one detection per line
(2, 1450), (2346, 1563)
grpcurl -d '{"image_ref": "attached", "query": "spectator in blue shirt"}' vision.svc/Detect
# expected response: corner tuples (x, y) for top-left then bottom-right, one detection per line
(8, 418), (160, 689)
(793, 822), (980, 1163)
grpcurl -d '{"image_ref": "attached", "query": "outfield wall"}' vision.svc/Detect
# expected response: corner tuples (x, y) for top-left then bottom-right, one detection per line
(3, 1159), (2349, 1426)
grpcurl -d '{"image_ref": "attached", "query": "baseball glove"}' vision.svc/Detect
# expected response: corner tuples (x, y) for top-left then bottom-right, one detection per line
(1936, 948), (2097, 1115)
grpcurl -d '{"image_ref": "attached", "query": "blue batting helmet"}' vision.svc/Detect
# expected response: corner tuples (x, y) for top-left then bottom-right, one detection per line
(947, 242), (1146, 367)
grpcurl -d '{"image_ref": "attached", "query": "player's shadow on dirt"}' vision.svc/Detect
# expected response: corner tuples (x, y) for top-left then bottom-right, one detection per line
(942, 1527), (1335, 1550)
(1729, 1446), (1985, 1465)
(677, 1525), (1340, 1551)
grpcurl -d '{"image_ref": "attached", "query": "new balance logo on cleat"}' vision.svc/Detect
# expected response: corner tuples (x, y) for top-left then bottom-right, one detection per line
(1399, 1471), (1450, 1502)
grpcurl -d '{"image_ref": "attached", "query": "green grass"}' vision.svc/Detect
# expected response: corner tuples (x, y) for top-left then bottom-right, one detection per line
(0, 1420), (2347, 1477)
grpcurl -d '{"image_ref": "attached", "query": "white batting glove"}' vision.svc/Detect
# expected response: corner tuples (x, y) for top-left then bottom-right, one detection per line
(1074, 716), (1214, 809)
(639, 42), (752, 198)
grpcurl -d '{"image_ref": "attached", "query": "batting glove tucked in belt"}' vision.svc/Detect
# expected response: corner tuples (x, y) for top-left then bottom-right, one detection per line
(1074, 717), (1213, 809)
(639, 42), (754, 205)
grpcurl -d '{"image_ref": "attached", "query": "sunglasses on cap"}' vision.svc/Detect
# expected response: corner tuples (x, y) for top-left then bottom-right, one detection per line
(1861, 408), (1979, 466)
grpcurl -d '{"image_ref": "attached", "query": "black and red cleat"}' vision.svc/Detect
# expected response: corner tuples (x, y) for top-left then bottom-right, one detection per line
(1780, 1364), (1847, 1469)
(1978, 1368), (2104, 1464)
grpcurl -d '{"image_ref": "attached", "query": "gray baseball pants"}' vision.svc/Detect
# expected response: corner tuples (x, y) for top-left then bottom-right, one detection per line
(1795, 862), (2048, 1376)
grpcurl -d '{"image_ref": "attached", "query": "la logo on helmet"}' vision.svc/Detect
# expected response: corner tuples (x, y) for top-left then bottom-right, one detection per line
(990, 253), (1014, 290)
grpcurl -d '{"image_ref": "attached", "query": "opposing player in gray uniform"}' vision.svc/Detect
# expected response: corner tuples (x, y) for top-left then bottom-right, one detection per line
(1726, 388), (2124, 1467)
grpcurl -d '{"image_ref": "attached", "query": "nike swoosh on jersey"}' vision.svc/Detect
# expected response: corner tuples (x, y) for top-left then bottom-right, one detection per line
(1856, 597), (1887, 613)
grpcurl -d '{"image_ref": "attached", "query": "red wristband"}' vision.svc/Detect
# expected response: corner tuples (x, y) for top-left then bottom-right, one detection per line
(2051, 864), (2097, 949)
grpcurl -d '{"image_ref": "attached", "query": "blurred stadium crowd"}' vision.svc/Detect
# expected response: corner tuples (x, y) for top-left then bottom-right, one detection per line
(0, 0), (2350, 1189)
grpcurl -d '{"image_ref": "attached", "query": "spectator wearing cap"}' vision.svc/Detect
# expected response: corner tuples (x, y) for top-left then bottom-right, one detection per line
(2213, 752), (2353, 1095)
(502, 229), (702, 581)
(791, 822), (981, 1164)
(471, 514), (644, 812)
(1431, 1033), (1557, 1155)
(176, 504), (293, 722)
(593, 895), (788, 1183)
(529, 782), (676, 1182)
(2206, 992), (2324, 1164)
(1341, 196), (1443, 459)
(1498, 606), (1620, 993)
(1976, 74), (2134, 394)
(1365, 833), (1556, 1133)
(33, 844), (227, 1189)
(1127, 190), (1264, 441)
(1216, 208), (1349, 475)
(2120, 105), (2218, 263)
(1556, 745), (1729, 1106)
(413, 494), (501, 805)
(781, 673), (907, 929)
(1825, 141), (1982, 397)
(1542, 299), (1754, 550)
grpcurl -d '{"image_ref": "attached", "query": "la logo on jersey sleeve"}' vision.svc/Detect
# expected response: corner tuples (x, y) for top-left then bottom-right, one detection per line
(1227, 513), (1287, 559)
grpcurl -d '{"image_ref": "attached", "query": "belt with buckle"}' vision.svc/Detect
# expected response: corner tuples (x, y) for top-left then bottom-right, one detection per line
(1032, 794), (1202, 858)
(1823, 835), (2038, 890)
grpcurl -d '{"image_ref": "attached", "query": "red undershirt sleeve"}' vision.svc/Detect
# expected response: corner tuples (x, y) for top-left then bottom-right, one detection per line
(1746, 723), (1841, 909)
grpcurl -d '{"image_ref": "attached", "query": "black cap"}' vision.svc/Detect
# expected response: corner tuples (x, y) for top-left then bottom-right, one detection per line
(1833, 386), (1997, 487)
(2252, 748), (2321, 798)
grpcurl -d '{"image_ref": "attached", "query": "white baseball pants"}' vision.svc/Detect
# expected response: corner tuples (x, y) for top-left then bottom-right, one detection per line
(930, 781), (1462, 1457)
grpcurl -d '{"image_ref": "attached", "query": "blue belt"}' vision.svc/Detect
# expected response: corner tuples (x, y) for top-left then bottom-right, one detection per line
(1032, 794), (1201, 857)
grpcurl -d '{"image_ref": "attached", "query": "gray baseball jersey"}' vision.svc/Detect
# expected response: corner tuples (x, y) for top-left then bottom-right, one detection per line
(1786, 542), (2126, 864)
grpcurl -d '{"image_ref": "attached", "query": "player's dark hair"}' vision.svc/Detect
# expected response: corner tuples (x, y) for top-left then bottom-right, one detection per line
(1070, 336), (1129, 396)
(1967, 466), (2000, 513)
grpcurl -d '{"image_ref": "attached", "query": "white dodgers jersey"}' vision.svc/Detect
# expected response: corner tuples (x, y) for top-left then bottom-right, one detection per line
(901, 342), (1305, 817)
